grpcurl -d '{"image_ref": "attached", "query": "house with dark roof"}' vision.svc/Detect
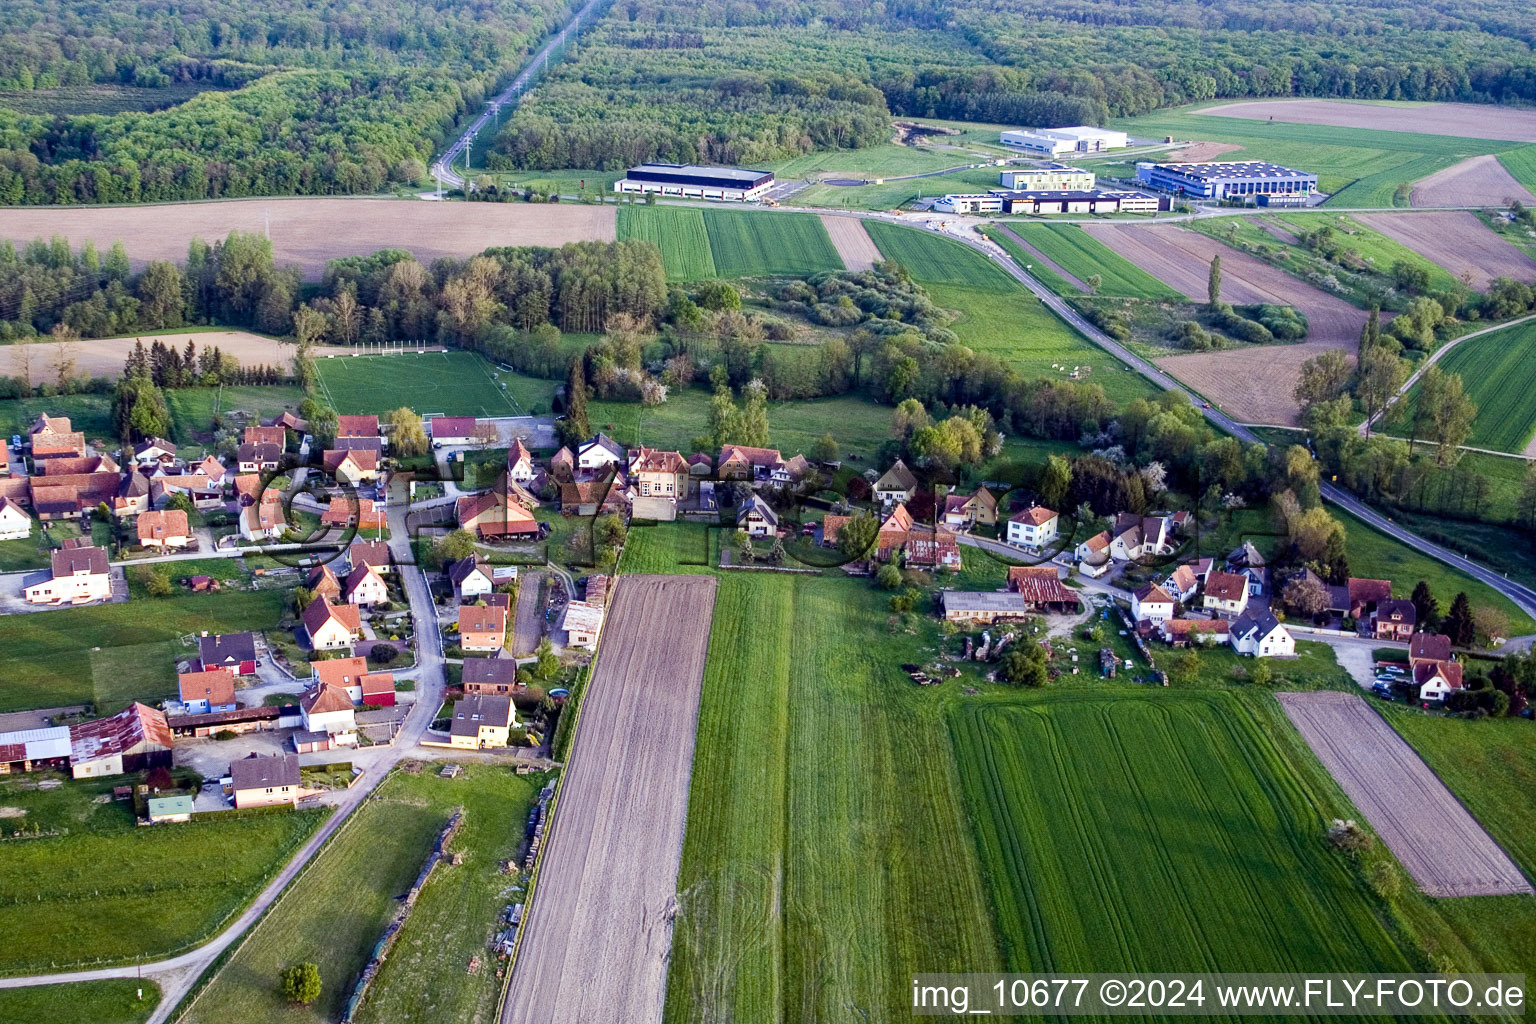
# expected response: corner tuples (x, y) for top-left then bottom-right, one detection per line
(348, 539), (392, 574)
(1230, 610), (1294, 658)
(448, 695), (517, 749)
(449, 555), (496, 601)
(236, 442), (283, 473)
(463, 658), (523, 695)
(1372, 598), (1417, 641)
(873, 459), (919, 505)
(200, 632), (259, 675)
(1347, 577), (1392, 620)
(576, 433), (625, 472)
(1409, 632), (1454, 667)
(23, 544), (112, 605)
(302, 598), (362, 651)
(133, 437), (178, 467)
(737, 494), (779, 538)
(231, 753), (302, 808)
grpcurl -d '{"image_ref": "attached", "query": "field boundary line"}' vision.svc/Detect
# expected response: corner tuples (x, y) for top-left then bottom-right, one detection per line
(471, 351), (526, 417)
(1365, 311), (1536, 438)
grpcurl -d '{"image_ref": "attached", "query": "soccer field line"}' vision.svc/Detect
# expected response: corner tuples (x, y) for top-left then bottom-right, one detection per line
(468, 351), (526, 417)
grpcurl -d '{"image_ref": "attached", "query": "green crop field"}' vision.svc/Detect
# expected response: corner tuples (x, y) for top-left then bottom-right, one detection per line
(0, 778), (327, 974)
(983, 225), (1078, 294)
(864, 220), (1013, 287)
(952, 691), (1424, 972)
(184, 765), (542, 1024)
(1276, 213), (1463, 295)
(1386, 319), (1536, 453)
(0, 980), (159, 1024)
(702, 210), (843, 278)
(617, 206), (719, 280)
(1498, 145), (1536, 194)
(1005, 223), (1183, 299)
(1111, 107), (1520, 207)
(313, 350), (527, 418)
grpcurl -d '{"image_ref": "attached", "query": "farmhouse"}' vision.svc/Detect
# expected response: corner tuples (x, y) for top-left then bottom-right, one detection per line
(0, 496), (31, 539)
(178, 668), (237, 714)
(136, 509), (191, 550)
(999, 167), (1096, 191)
(561, 600), (605, 649)
(302, 597), (362, 651)
(448, 695), (518, 749)
(1229, 610), (1294, 658)
(1415, 660), (1465, 702)
(23, 543), (112, 605)
(458, 604), (508, 651)
(244, 425), (285, 448)
(1347, 577), (1392, 620)
(560, 479), (627, 517)
(873, 460), (919, 504)
(613, 162), (775, 202)
(298, 683), (357, 748)
(200, 632), (258, 675)
(869, 503), (961, 570)
(1131, 584), (1175, 623)
(1202, 571), (1251, 618)
(737, 494), (778, 538)
(450, 555), (497, 601)
(942, 486), (997, 528)
(1005, 505), (1058, 551)
(429, 416), (478, 446)
(230, 753), (302, 809)
(29, 415), (85, 460)
(113, 468), (152, 516)
(940, 590), (1030, 624)
(1007, 566), (1081, 612)
(1135, 160), (1317, 202)
(69, 703), (173, 779)
(322, 448), (380, 484)
(150, 472), (222, 511)
(321, 496), (385, 531)
(717, 444), (785, 485)
(1000, 126), (1127, 155)
(1160, 617), (1229, 647)
(306, 564), (342, 602)
(463, 658), (522, 696)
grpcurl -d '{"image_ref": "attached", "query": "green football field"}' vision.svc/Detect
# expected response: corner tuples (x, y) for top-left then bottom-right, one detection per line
(312, 350), (527, 417)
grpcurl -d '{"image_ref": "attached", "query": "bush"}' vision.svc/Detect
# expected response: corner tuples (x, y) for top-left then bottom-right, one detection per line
(369, 643), (400, 665)
(280, 962), (322, 1005)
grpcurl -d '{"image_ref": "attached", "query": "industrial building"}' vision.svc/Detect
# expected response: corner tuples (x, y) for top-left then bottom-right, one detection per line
(613, 163), (774, 202)
(999, 126), (1127, 156)
(934, 189), (1165, 215)
(999, 167), (1096, 191)
(1135, 161), (1318, 202)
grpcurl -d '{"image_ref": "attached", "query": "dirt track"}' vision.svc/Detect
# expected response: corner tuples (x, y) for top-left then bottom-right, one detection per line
(820, 215), (880, 272)
(1411, 155), (1536, 209)
(0, 199), (616, 280)
(9, 329), (287, 380)
(502, 574), (717, 1024)
(1198, 100), (1536, 142)
(1355, 211), (1536, 289)
(1276, 691), (1532, 898)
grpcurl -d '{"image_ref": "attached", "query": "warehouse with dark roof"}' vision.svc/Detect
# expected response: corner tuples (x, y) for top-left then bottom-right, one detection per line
(1135, 160), (1318, 202)
(613, 163), (775, 201)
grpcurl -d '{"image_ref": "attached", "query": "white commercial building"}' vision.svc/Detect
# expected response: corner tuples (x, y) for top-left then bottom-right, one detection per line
(999, 167), (1096, 191)
(1000, 126), (1127, 156)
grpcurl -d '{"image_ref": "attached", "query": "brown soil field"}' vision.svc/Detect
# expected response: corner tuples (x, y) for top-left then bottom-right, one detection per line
(502, 574), (718, 1024)
(8, 329), (287, 380)
(1411, 155), (1536, 209)
(1084, 223), (1373, 425)
(1198, 100), (1536, 142)
(0, 199), (616, 280)
(820, 215), (880, 272)
(1165, 141), (1243, 163)
(1355, 211), (1536, 289)
(1276, 691), (1532, 897)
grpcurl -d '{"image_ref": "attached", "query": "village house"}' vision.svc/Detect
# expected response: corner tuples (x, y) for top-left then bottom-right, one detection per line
(458, 603), (508, 651)
(178, 668), (237, 714)
(630, 447), (690, 499)
(450, 555), (497, 601)
(305, 564), (342, 602)
(30, 414), (86, 460)
(360, 671), (396, 707)
(862, 503), (961, 570)
(873, 459), (919, 505)
(506, 438), (537, 485)
(560, 600), (604, 648)
(231, 753), (302, 809)
(717, 444), (785, 485)
(200, 632), (259, 675)
(297, 683), (357, 749)
(336, 415), (383, 445)
(244, 425), (286, 448)
(136, 509), (191, 550)
(1372, 599), (1417, 641)
(448, 694), (517, 750)
(1409, 632), (1454, 667)
(940, 590), (1030, 625)
(560, 478), (628, 517)
(113, 467), (152, 517)
(737, 494), (779, 538)
(132, 437), (178, 468)
(457, 485), (540, 539)
(302, 597), (363, 651)
(429, 416), (478, 446)
(313, 657), (374, 703)
(236, 442), (283, 473)
(24, 543), (113, 605)
(150, 472), (223, 511)
(463, 658), (522, 695)
(342, 564), (389, 606)
(1229, 610), (1294, 657)
(348, 539), (392, 574)
(240, 491), (286, 541)
(0, 496), (30, 540)
(1076, 531), (1112, 577)
(1347, 577), (1392, 621)
(323, 448), (380, 485)
(1159, 618), (1229, 647)
(69, 703), (173, 779)
(1131, 583), (1175, 623)
(1007, 565), (1081, 612)
(1006, 505), (1059, 551)
(1415, 659), (1464, 702)
(1164, 564), (1201, 603)
(275, 410), (307, 434)
(942, 486), (997, 529)
(576, 433), (625, 472)
(1202, 570), (1251, 618)
(321, 496), (386, 531)
(549, 446), (575, 480)
(146, 795), (194, 823)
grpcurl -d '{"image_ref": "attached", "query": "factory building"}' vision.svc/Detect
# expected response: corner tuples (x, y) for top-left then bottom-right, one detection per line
(999, 167), (1096, 191)
(613, 163), (774, 202)
(999, 126), (1128, 156)
(932, 193), (1009, 214)
(1135, 161), (1318, 202)
(934, 189), (1164, 215)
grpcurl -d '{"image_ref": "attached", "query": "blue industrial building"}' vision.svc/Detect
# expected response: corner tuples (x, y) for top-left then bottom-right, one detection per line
(1135, 161), (1317, 202)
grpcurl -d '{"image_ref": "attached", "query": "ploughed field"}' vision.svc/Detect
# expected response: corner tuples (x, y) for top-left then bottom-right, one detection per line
(1353, 211), (1536, 290)
(1196, 100), (1536, 143)
(819, 214), (881, 272)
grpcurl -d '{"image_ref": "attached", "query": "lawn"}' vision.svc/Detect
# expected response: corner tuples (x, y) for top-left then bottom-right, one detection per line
(312, 350), (527, 418)
(0, 794), (327, 974)
(182, 765), (542, 1024)
(0, 589), (287, 713)
(0, 980), (160, 1024)
(701, 209), (843, 278)
(1003, 223), (1182, 299)
(1385, 319), (1536, 453)
(1497, 144), (1536, 194)
(89, 640), (180, 714)
(617, 206), (718, 280)
(164, 385), (307, 443)
(767, 144), (977, 179)
(0, 391), (115, 440)
(951, 691), (1424, 973)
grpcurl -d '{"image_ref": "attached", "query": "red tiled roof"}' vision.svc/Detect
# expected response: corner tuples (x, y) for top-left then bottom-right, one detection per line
(244, 425), (285, 447)
(1409, 632), (1453, 664)
(314, 656), (368, 690)
(1204, 571), (1248, 602)
(1348, 577), (1392, 605)
(300, 682), (353, 715)
(430, 416), (477, 438)
(360, 672), (395, 697)
(137, 509), (189, 542)
(323, 448), (379, 473)
(1010, 505), (1057, 525)
(459, 604), (508, 636)
(336, 415), (379, 438)
(178, 668), (236, 706)
(1414, 659), (1463, 690)
(719, 444), (783, 468)
(301, 597), (361, 638)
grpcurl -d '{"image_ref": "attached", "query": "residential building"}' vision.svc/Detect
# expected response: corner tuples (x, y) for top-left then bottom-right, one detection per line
(132, 437), (178, 467)
(236, 442), (283, 473)
(348, 539), (392, 574)
(137, 509), (191, 550)
(458, 603), (508, 651)
(151, 472), (222, 511)
(1006, 505), (1058, 551)
(29, 414), (86, 460)
(178, 668), (237, 714)
(873, 460), (919, 505)
(871, 503), (961, 570)
(359, 672), (396, 707)
(113, 468), (152, 517)
(240, 491), (286, 540)
(1347, 578), (1392, 620)
(313, 657), (370, 702)
(146, 796), (194, 823)
(940, 591), (1030, 624)
(1230, 610), (1294, 657)
(1202, 570), (1251, 618)
(1373, 599), (1417, 641)
(463, 658), (523, 696)
(306, 564), (342, 603)
(717, 444), (784, 484)
(576, 433), (625, 472)
(448, 695), (518, 749)
(942, 486), (997, 528)
(68, 703), (173, 778)
(1408, 633), (1454, 668)
(1076, 531), (1111, 573)
(506, 438), (537, 484)
(457, 485), (540, 539)
(321, 496), (385, 531)
(336, 415), (381, 443)
(429, 416), (478, 446)
(342, 564), (389, 606)
(302, 598), (363, 651)
(560, 600), (604, 649)
(1165, 564), (1200, 603)
(1131, 584), (1175, 624)
(230, 753), (302, 809)
(322, 449), (380, 485)
(613, 163), (774, 202)
(631, 448), (690, 498)
(23, 544), (112, 605)
(549, 446), (575, 480)
(298, 683), (357, 747)
(449, 555), (496, 601)
(1160, 618), (1230, 647)
(737, 494), (778, 538)
(1135, 160), (1317, 202)
(200, 632), (259, 675)
(1415, 660), (1465, 703)
(1007, 566), (1081, 612)
(244, 425), (286, 448)
(0, 496), (31, 540)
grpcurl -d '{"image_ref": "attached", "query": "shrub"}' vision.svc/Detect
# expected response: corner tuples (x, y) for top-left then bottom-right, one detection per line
(369, 643), (400, 665)
(280, 962), (322, 1005)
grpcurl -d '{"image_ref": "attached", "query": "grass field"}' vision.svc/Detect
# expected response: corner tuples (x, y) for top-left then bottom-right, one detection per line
(0, 786), (327, 974)
(1278, 214), (1464, 295)
(183, 765), (541, 1024)
(1112, 107), (1519, 207)
(1496, 145), (1536, 194)
(313, 350), (527, 418)
(0, 980), (159, 1024)
(0, 589), (286, 713)
(0, 391), (115, 440)
(1006, 223), (1183, 299)
(983, 226), (1078, 294)
(864, 220), (1012, 287)
(702, 210), (843, 278)
(617, 206), (718, 280)
(164, 385), (307, 443)
(1385, 319), (1536, 452)
(952, 691), (1423, 972)
(793, 166), (1004, 211)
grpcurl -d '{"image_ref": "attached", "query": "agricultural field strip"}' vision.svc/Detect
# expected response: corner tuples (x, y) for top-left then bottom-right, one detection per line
(1352, 211), (1536, 291)
(702, 210), (842, 278)
(991, 225), (1088, 293)
(1410, 155), (1536, 209)
(818, 215), (879, 272)
(1275, 692), (1531, 897)
(617, 207), (718, 281)
(503, 575), (718, 1024)
(1006, 223), (1180, 300)
(1381, 316), (1536, 452)
(1195, 100), (1536, 143)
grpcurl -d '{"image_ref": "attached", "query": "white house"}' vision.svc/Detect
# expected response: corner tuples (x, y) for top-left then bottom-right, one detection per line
(576, 433), (624, 472)
(301, 597), (362, 651)
(1414, 660), (1464, 702)
(449, 555), (496, 601)
(874, 460), (918, 506)
(737, 494), (778, 538)
(342, 564), (389, 607)
(24, 544), (112, 605)
(506, 438), (537, 484)
(1164, 564), (1200, 603)
(299, 683), (358, 746)
(1131, 584), (1175, 624)
(1229, 610), (1294, 658)
(429, 416), (478, 446)
(1006, 506), (1058, 551)
(0, 496), (31, 540)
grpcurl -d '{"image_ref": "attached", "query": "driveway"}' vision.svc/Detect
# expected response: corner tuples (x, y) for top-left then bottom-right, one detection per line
(511, 570), (546, 656)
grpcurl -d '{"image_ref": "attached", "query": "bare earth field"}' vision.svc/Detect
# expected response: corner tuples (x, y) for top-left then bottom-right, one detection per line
(1276, 691), (1532, 898)
(1411, 155), (1536, 209)
(1356, 211), (1536, 289)
(1198, 100), (1536, 142)
(0, 199), (616, 280)
(1084, 223), (1370, 424)
(502, 574), (718, 1024)
(820, 215), (880, 271)
(9, 329), (287, 378)
(1165, 141), (1243, 163)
